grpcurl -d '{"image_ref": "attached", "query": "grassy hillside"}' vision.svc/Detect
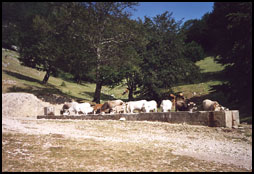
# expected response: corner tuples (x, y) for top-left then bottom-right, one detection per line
(172, 57), (227, 105)
(2, 48), (128, 103)
(1, 49), (226, 104)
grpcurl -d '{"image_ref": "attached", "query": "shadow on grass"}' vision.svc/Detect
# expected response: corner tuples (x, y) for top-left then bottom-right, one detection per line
(4, 69), (95, 103)
(201, 71), (226, 81)
(171, 71), (226, 88)
(3, 70), (43, 84)
(82, 91), (116, 102)
(7, 84), (87, 105)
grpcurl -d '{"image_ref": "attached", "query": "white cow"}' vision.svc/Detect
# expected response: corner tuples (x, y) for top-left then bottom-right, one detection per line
(203, 99), (219, 111)
(81, 106), (94, 115)
(62, 102), (93, 115)
(126, 100), (147, 113)
(160, 100), (172, 112)
(143, 100), (157, 113)
(219, 106), (229, 111)
(112, 103), (127, 114)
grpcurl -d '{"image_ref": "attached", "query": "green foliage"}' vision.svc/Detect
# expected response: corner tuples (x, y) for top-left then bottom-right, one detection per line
(60, 81), (66, 87)
(14, 2), (96, 84)
(78, 2), (140, 103)
(182, 13), (215, 57)
(183, 41), (205, 62)
(137, 12), (201, 102)
(2, 2), (48, 48)
(206, 2), (252, 116)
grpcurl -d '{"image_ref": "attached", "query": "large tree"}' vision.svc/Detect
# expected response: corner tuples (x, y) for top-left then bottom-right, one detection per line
(81, 2), (138, 103)
(16, 2), (94, 84)
(114, 19), (147, 101)
(181, 13), (210, 60)
(138, 12), (201, 103)
(207, 2), (252, 116)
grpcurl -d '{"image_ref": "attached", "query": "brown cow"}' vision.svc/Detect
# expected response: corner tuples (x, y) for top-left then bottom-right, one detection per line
(175, 93), (196, 112)
(175, 93), (188, 111)
(93, 104), (103, 114)
(169, 93), (176, 110)
(100, 100), (124, 114)
(60, 102), (73, 115)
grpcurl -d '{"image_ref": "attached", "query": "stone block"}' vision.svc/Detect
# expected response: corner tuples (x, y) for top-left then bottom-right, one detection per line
(232, 110), (240, 128)
(44, 107), (55, 116)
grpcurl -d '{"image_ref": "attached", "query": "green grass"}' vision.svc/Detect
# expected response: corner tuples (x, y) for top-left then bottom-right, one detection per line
(171, 56), (226, 105)
(195, 56), (225, 73)
(2, 48), (128, 103)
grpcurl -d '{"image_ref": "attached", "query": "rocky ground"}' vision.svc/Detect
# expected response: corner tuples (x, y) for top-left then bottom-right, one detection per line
(2, 93), (252, 172)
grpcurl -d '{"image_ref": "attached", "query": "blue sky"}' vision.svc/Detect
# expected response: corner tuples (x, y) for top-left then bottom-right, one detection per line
(129, 2), (214, 23)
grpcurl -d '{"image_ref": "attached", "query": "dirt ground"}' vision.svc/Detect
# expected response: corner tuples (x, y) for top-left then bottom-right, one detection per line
(2, 93), (252, 172)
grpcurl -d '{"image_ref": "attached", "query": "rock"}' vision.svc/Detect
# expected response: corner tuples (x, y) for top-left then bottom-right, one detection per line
(44, 107), (55, 116)
(119, 117), (126, 121)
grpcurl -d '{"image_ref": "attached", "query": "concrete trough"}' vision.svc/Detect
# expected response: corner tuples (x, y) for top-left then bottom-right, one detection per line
(37, 110), (240, 128)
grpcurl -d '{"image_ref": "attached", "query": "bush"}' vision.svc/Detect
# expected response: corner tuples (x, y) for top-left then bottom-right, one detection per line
(184, 41), (205, 62)
(60, 81), (66, 87)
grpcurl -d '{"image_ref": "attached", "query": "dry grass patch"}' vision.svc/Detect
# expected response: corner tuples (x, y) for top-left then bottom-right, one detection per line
(2, 129), (251, 172)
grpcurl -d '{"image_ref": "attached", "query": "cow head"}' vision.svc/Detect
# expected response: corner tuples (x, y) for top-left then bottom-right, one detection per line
(187, 101), (197, 112)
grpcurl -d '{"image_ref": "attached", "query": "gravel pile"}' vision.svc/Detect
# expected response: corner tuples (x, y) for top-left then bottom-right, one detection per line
(2, 93), (63, 118)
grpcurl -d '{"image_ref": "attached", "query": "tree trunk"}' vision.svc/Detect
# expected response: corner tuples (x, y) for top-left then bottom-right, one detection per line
(75, 75), (82, 84)
(128, 87), (134, 101)
(93, 81), (102, 104)
(42, 70), (50, 84)
(93, 46), (103, 104)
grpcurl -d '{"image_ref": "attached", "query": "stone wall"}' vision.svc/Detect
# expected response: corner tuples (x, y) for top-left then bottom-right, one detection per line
(37, 110), (240, 128)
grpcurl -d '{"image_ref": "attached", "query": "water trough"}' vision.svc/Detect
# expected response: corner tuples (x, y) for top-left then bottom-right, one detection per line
(37, 110), (240, 128)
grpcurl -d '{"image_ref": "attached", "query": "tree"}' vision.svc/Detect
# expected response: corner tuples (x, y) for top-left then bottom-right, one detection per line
(2, 2), (49, 49)
(183, 41), (205, 62)
(137, 12), (201, 103)
(114, 19), (148, 101)
(207, 2), (252, 116)
(16, 2), (59, 84)
(181, 13), (212, 56)
(17, 2), (94, 84)
(81, 2), (139, 103)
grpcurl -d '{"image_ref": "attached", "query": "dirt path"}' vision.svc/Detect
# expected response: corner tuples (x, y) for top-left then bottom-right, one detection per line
(2, 93), (252, 172)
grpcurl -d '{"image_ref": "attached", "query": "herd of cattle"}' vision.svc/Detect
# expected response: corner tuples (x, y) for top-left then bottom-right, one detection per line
(60, 93), (229, 116)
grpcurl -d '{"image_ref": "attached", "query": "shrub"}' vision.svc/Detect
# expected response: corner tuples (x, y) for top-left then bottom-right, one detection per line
(60, 81), (66, 87)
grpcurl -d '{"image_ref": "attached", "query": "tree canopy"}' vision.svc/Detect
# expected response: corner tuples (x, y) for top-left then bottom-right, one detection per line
(206, 2), (252, 115)
(138, 12), (201, 102)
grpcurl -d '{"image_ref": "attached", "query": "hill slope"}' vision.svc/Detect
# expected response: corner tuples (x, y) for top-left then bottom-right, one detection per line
(2, 48), (226, 104)
(2, 48), (128, 104)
